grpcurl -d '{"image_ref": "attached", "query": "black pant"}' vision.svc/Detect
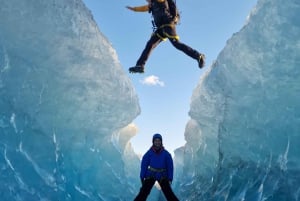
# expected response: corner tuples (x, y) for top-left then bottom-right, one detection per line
(136, 24), (200, 67)
(133, 178), (179, 201)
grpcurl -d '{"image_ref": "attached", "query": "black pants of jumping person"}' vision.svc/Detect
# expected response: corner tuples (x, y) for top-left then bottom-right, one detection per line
(133, 178), (179, 201)
(136, 24), (200, 67)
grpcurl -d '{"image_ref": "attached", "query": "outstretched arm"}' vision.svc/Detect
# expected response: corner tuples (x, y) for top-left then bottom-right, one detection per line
(126, 5), (149, 12)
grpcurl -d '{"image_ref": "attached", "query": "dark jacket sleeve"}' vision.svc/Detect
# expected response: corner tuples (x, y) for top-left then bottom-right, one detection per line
(166, 151), (174, 181)
(167, 0), (177, 18)
(140, 151), (150, 180)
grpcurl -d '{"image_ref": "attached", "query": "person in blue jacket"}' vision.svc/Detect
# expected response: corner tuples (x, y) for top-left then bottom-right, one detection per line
(134, 133), (179, 201)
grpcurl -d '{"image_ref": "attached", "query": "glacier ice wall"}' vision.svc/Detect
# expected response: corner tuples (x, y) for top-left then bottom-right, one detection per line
(175, 0), (300, 200)
(0, 0), (141, 200)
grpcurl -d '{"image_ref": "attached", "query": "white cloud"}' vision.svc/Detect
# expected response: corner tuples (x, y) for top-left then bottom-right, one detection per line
(140, 75), (165, 87)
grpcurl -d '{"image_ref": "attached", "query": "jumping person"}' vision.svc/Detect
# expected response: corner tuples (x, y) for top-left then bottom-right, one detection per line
(127, 0), (205, 73)
(133, 133), (179, 201)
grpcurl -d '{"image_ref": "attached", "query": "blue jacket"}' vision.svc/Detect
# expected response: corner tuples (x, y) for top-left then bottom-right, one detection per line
(140, 146), (174, 181)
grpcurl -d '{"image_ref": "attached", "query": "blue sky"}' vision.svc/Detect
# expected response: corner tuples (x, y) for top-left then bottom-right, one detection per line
(83, 0), (257, 155)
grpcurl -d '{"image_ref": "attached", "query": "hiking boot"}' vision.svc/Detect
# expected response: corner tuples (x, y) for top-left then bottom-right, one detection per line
(197, 54), (205, 69)
(129, 65), (144, 73)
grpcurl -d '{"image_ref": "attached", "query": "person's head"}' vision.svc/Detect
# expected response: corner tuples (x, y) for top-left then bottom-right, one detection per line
(152, 133), (163, 149)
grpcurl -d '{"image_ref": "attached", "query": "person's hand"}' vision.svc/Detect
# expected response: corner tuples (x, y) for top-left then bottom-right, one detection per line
(172, 15), (179, 24)
(126, 6), (135, 11)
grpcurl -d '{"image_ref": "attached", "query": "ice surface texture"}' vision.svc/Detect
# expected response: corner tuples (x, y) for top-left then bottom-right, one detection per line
(0, 0), (140, 200)
(174, 0), (300, 200)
